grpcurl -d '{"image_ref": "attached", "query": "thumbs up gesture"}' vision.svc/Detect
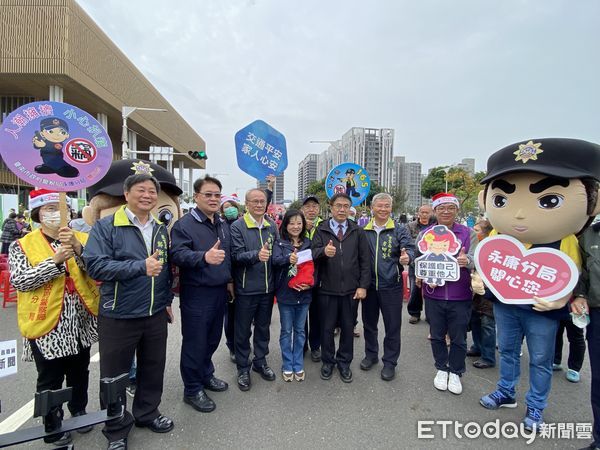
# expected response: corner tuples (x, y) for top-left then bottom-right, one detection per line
(457, 247), (468, 267)
(205, 239), (226, 265)
(289, 248), (299, 265)
(399, 247), (410, 265)
(258, 241), (271, 262)
(324, 239), (336, 258)
(146, 250), (163, 277)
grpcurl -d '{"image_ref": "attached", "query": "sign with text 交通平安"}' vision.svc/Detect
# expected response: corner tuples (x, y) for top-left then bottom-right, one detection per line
(234, 120), (288, 180)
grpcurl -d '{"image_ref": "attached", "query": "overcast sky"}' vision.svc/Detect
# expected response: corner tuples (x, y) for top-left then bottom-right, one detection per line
(77, 0), (600, 200)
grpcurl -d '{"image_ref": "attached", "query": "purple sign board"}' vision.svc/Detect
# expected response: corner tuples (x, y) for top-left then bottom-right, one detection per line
(0, 101), (113, 191)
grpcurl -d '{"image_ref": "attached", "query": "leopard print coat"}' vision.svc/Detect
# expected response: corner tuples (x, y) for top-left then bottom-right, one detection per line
(9, 237), (98, 362)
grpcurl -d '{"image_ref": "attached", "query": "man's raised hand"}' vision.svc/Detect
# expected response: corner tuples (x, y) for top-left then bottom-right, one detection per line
(205, 239), (226, 265)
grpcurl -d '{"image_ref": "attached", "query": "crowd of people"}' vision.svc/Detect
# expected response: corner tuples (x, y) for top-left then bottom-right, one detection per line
(5, 143), (600, 450)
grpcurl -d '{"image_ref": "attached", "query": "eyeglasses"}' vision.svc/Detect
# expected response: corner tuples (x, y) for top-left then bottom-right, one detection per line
(247, 200), (267, 205)
(332, 204), (351, 210)
(436, 206), (458, 212)
(197, 192), (222, 199)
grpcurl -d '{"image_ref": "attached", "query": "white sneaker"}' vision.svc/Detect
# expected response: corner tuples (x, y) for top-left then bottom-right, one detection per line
(434, 370), (448, 391)
(448, 373), (462, 395)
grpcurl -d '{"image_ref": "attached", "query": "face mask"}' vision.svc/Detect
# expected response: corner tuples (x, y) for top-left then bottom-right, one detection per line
(41, 211), (61, 229)
(224, 206), (238, 220)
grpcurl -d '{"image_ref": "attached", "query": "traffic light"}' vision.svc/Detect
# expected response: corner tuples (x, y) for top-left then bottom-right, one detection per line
(188, 150), (207, 160)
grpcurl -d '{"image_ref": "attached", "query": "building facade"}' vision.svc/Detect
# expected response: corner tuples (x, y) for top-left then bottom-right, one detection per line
(297, 153), (318, 200)
(391, 156), (423, 211)
(257, 173), (285, 204)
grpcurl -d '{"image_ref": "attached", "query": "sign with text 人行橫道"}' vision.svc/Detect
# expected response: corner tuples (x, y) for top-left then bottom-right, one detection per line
(325, 163), (371, 207)
(474, 235), (579, 304)
(0, 101), (113, 191)
(234, 120), (288, 180)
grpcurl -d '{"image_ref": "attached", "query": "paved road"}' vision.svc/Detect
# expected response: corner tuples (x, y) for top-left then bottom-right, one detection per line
(0, 297), (594, 449)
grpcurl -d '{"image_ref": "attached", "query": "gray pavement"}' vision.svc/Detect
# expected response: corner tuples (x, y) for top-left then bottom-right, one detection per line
(0, 297), (594, 449)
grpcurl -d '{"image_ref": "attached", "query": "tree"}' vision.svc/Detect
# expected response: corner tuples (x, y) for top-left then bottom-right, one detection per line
(365, 181), (385, 206)
(421, 167), (485, 214)
(389, 185), (408, 215)
(288, 199), (303, 210)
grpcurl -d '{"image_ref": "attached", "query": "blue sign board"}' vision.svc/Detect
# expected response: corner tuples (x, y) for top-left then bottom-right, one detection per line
(325, 163), (371, 206)
(234, 120), (287, 180)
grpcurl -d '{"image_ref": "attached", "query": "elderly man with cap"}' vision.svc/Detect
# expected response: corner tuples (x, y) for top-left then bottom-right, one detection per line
(415, 192), (478, 396)
(477, 138), (600, 433)
(84, 170), (175, 450)
(9, 189), (99, 446)
(300, 194), (324, 361)
(170, 176), (232, 413)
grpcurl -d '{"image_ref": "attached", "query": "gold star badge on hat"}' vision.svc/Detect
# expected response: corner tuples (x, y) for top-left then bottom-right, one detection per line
(130, 161), (154, 175)
(514, 141), (543, 164)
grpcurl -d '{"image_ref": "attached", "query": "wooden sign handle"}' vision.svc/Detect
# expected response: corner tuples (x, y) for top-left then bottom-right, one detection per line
(59, 192), (69, 228)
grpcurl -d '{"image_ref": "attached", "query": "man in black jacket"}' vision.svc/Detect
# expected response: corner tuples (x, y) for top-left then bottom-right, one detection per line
(312, 193), (371, 382)
(170, 176), (232, 413)
(230, 188), (279, 391)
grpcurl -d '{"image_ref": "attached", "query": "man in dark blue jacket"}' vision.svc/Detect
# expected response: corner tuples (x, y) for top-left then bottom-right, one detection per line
(170, 176), (232, 413)
(84, 173), (174, 450)
(230, 188), (278, 391)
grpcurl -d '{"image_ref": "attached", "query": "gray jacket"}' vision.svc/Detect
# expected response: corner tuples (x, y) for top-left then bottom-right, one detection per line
(574, 223), (600, 309)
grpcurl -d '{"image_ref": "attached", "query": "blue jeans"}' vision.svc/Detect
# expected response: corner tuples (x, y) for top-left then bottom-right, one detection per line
(494, 301), (558, 410)
(278, 303), (310, 372)
(470, 311), (497, 365)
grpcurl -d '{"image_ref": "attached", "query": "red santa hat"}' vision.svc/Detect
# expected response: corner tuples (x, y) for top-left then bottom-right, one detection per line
(431, 192), (459, 209)
(220, 193), (240, 207)
(29, 189), (70, 210)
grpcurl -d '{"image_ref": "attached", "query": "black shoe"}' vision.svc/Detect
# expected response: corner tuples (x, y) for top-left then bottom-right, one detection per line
(238, 371), (251, 391)
(45, 431), (72, 445)
(320, 364), (334, 380)
(108, 438), (127, 450)
(135, 414), (174, 433)
(466, 348), (481, 357)
(473, 359), (495, 369)
(183, 390), (216, 412)
(339, 367), (353, 383)
(252, 364), (276, 381)
(72, 410), (94, 433)
(408, 316), (420, 324)
(381, 365), (396, 381)
(229, 351), (236, 364)
(360, 357), (378, 371)
(310, 349), (321, 362)
(34, 164), (56, 174)
(204, 376), (229, 392)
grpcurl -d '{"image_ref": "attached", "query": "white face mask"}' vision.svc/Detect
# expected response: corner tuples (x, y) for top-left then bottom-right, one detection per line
(41, 211), (61, 229)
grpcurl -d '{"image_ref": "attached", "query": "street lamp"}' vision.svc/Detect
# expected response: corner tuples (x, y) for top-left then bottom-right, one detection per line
(443, 166), (454, 193)
(121, 106), (168, 159)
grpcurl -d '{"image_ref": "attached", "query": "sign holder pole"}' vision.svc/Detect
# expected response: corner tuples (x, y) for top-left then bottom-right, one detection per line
(59, 192), (69, 228)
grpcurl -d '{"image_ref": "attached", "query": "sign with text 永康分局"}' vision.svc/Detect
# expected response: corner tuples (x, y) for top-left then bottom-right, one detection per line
(0, 101), (113, 191)
(234, 120), (288, 180)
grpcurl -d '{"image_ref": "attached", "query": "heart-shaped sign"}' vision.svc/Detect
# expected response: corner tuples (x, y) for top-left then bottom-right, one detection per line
(474, 235), (579, 304)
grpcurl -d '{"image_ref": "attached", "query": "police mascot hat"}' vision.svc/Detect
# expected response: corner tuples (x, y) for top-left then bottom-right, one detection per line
(88, 159), (182, 198)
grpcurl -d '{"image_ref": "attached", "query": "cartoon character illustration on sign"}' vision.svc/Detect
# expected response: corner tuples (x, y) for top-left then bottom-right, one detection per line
(32, 117), (79, 178)
(414, 224), (461, 286)
(477, 138), (600, 431)
(337, 168), (360, 197)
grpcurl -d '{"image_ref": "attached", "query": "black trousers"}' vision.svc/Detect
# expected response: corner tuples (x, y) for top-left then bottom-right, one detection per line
(407, 264), (423, 318)
(588, 308), (600, 446)
(305, 289), (321, 351)
(320, 293), (355, 369)
(98, 312), (168, 442)
(224, 297), (235, 353)
(554, 318), (586, 371)
(31, 342), (91, 416)
(180, 285), (226, 396)
(362, 288), (403, 367)
(234, 293), (274, 373)
(425, 298), (471, 375)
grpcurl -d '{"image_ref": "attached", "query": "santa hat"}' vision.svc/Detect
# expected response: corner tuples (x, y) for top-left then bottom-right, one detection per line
(220, 193), (240, 207)
(431, 192), (459, 209)
(29, 189), (70, 210)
